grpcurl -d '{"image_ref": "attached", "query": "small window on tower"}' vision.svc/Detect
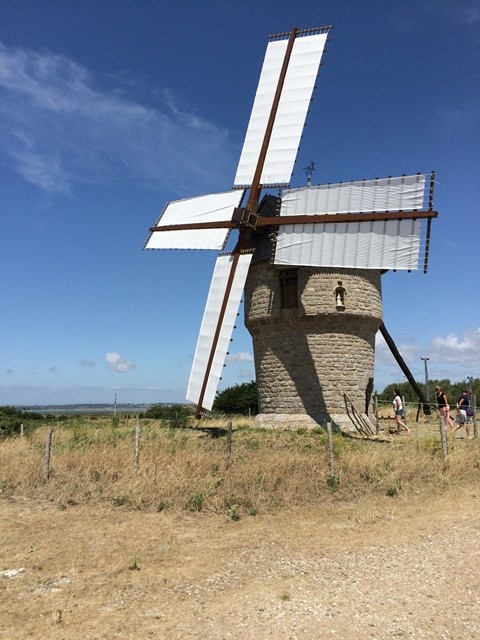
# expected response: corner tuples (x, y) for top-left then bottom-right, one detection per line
(279, 269), (298, 308)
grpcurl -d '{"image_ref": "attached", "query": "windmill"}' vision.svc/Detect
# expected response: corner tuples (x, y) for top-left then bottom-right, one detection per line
(144, 26), (437, 429)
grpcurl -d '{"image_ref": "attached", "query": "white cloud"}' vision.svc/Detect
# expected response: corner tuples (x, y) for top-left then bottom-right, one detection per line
(431, 328), (480, 363)
(0, 42), (236, 194)
(105, 352), (136, 373)
(375, 327), (480, 390)
(225, 351), (254, 363)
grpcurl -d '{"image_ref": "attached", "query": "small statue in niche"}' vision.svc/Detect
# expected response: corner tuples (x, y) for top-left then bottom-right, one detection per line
(335, 282), (346, 309)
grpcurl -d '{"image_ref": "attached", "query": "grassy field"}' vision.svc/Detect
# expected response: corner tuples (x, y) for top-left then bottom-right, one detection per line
(1, 414), (478, 517)
(1, 415), (479, 639)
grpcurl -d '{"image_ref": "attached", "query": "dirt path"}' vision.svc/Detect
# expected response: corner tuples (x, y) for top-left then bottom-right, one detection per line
(1, 489), (479, 639)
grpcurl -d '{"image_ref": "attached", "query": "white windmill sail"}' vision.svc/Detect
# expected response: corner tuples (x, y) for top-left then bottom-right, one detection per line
(144, 190), (245, 251)
(274, 174), (427, 270)
(234, 30), (329, 188)
(187, 253), (253, 411)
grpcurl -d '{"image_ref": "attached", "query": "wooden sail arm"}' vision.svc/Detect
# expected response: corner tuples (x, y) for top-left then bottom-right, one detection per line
(245, 27), (299, 214)
(150, 209), (438, 234)
(149, 220), (235, 233)
(256, 209), (438, 227)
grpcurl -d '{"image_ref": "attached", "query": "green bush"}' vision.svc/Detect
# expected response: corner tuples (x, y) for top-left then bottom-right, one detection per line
(0, 406), (43, 438)
(144, 403), (193, 427)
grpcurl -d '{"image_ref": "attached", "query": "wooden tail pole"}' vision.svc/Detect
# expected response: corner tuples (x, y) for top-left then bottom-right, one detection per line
(379, 322), (431, 416)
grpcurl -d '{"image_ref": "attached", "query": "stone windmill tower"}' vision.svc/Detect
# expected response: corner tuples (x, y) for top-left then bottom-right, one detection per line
(145, 26), (437, 429)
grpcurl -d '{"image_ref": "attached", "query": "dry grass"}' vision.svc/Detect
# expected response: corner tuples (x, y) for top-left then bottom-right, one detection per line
(1, 415), (479, 518)
(2, 415), (480, 639)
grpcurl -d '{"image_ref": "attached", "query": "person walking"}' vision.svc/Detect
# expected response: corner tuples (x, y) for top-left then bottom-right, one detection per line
(435, 386), (455, 429)
(392, 389), (411, 434)
(452, 389), (473, 438)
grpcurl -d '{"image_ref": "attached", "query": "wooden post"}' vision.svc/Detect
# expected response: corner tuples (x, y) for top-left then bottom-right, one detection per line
(226, 421), (233, 468)
(44, 428), (53, 480)
(134, 416), (140, 472)
(326, 421), (334, 475)
(373, 393), (379, 434)
(20, 423), (24, 437)
(473, 393), (478, 439)
(438, 415), (448, 467)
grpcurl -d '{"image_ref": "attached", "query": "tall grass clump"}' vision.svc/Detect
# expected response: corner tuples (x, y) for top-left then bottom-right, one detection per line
(0, 415), (478, 515)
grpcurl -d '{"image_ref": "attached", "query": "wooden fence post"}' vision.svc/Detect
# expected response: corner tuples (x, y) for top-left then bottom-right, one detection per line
(20, 423), (24, 437)
(473, 393), (478, 439)
(226, 421), (233, 468)
(438, 415), (448, 467)
(326, 421), (335, 475)
(44, 427), (53, 480)
(134, 416), (140, 472)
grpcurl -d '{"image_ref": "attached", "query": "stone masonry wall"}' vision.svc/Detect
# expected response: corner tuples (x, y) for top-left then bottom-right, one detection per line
(244, 265), (383, 420)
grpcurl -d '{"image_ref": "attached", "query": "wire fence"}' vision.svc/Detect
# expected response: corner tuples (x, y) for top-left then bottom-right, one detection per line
(373, 395), (478, 441)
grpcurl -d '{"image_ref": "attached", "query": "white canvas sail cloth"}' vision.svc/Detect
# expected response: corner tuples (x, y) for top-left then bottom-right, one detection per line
(144, 190), (245, 251)
(187, 253), (253, 411)
(234, 31), (328, 187)
(275, 174), (426, 270)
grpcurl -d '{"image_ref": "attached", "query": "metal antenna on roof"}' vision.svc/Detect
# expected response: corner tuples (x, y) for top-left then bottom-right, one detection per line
(303, 161), (315, 187)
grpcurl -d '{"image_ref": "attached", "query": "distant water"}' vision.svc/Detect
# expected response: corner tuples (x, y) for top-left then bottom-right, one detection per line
(22, 403), (156, 415)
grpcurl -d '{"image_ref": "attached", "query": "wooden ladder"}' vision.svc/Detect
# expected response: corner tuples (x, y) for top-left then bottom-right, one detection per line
(343, 393), (376, 437)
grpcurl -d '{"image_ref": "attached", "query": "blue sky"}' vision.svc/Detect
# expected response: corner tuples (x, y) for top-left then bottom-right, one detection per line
(1, 0), (479, 406)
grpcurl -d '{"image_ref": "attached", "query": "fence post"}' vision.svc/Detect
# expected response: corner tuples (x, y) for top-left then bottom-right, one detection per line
(473, 393), (478, 439)
(44, 427), (53, 480)
(226, 421), (233, 468)
(373, 393), (379, 434)
(438, 415), (448, 467)
(326, 421), (335, 475)
(134, 416), (140, 472)
(20, 423), (24, 437)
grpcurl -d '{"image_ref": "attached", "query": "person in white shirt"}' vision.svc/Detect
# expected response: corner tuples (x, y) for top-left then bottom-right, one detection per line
(393, 389), (411, 434)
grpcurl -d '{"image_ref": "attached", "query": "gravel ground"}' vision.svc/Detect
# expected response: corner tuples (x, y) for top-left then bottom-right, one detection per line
(1, 489), (479, 639)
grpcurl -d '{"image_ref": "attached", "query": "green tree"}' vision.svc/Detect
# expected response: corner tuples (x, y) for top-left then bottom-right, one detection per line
(378, 378), (480, 408)
(212, 381), (258, 415)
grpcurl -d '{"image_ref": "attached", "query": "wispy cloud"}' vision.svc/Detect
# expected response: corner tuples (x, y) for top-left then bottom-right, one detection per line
(105, 352), (136, 373)
(225, 351), (254, 363)
(79, 359), (95, 368)
(0, 385), (186, 405)
(423, 0), (480, 25)
(0, 42), (236, 195)
(434, 103), (480, 135)
(375, 327), (480, 389)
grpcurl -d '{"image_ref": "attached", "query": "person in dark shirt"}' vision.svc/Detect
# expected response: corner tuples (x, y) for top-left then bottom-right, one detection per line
(452, 389), (473, 438)
(435, 386), (455, 429)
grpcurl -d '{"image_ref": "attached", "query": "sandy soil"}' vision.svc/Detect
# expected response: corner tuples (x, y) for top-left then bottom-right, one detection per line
(1, 488), (479, 640)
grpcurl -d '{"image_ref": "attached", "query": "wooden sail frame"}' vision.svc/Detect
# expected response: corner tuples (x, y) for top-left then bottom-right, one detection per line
(145, 26), (439, 419)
